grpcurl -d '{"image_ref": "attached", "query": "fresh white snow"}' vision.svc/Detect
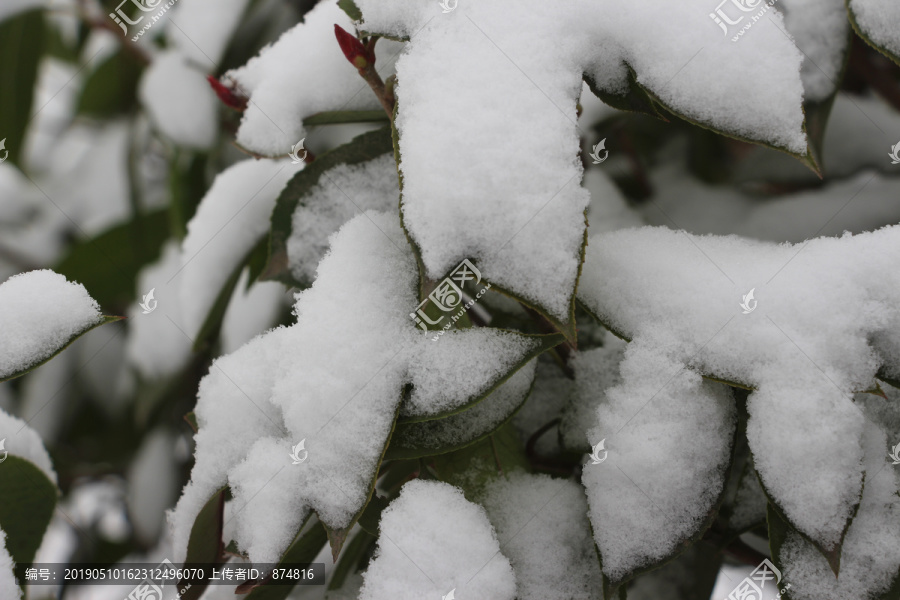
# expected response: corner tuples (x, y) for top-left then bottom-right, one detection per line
(0, 408), (58, 484)
(0, 529), (21, 600)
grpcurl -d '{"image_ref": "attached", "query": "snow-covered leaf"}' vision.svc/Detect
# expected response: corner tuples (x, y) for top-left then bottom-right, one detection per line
(359, 479), (516, 600)
(244, 515), (328, 600)
(578, 224), (900, 574)
(179, 486), (226, 600)
(354, 0), (809, 342)
(847, 0), (900, 66)
(0, 457), (57, 568)
(264, 127), (397, 288)
(0, 270), (119, 382)
(480, 473), (602, 600)
(170, 211), (562, 567)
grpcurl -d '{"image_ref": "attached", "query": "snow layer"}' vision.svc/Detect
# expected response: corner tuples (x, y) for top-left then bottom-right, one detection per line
(287, 154), (398, 285)
(481, 473), (602, 600)
(166, 0), (250, 66)
(0, 408), (58, 484)
(355, 0), (805, 322)
(359, 479), (516, 600)
(579, 224), (900, 555)
(226, 2), (403, 155)
(849, 0), (900, 60)
(780, 419), (900, 598)
(177, 159), (301, 340)
(581, 344), (735, 580)
(780, 0), (849, 102)
(219, 269), (285, 355)
(0, 529), (21, 600)
(0, 270), (101, 380)
(138, 51), (219, 150)
(170, 211), (545, 564)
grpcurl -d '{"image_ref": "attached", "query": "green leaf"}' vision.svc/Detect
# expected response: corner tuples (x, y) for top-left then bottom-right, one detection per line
(430, 422), (531, 501)
(55, 209), (171, 310)
(243, 515), (329, 600)
(178, 486), (227, 600)
(846, 1), (900, 67)
(0, 315), (123, 383)
(0, 456), (57, 568)
(303, 110), (388, 126)
(385, 362), (535, 460)
(327, 529), (375, 592)
(624, 542), (723, 600)
(76, 50), (144, 116)
(263, 126), (395, 287)
(0, 9), (44, 169)
(337, 0), (363, 22)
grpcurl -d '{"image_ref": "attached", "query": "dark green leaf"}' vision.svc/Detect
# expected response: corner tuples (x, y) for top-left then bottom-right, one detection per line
(624, 543), (722, 600)
(55, 209), (171, 311)
(303, 110), (388, 126)
(244, 515), (329, 600)
(263, 126), (395, 288)
(77, 50), (144, 116)
(0, 315), (123, 383)
(0, 9), (44, 169)
(178, 487), (226, 600)
(337, 0), (363, 22)
(327, 529), (375, 592)
(0, 456), (57, 569)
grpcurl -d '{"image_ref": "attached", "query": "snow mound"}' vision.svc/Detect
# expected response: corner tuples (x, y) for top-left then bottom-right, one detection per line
(849, 0), (900, 61)
(0, 270), (101, 380)
(0, 408), (58, 484)
(359, 479), (516, 600)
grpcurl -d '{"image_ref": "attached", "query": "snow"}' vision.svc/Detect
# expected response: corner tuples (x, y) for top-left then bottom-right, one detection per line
(643, 166), (900, 243)
(780, 0), (849, 102)
(779, 418), (900, 599)
(177, 158), (301, 340)
(0, 529), (21, 600)
(0, 270), (102, 381)
(0, 408), (58, 484)
(480, 473), (602, 600)
(127, 429), (179, 544)
(170, 211), (546, 564)
(219, 269), (285, 355)
(580, 343), (735, 581)
(286, 154), (399, 285)
(166, 0), (250, 67)
(226, 2), (404, 156)
(355, 0), (806, 322)
(578, 224), (900, 556)
(138, 51), (219, 150)
(359, 479), (516, 600)
(849, 0), (900, 60)
(125, 242), (192, 380)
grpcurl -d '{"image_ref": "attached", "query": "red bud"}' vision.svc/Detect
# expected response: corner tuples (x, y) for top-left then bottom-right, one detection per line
(334, 24), (374, 69)
(207, 75), (248, 111)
